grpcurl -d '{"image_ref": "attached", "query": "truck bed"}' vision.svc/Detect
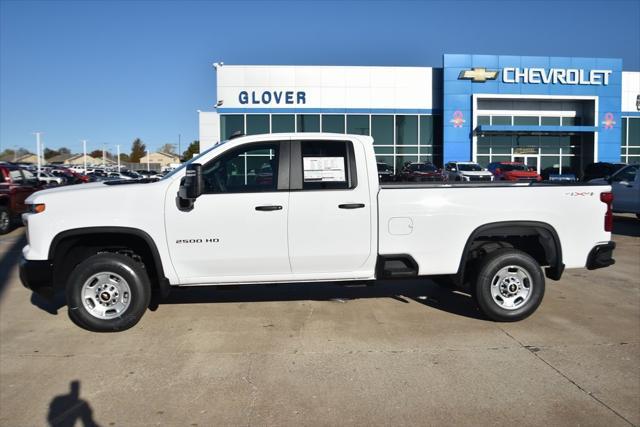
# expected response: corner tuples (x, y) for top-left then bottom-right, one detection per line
(377, 182), (611, 275)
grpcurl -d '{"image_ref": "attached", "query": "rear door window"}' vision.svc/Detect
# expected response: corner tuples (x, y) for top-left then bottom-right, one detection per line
(300, 140), (356, 190)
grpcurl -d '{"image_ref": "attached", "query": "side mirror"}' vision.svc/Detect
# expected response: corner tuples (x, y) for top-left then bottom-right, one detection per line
(178, 163), (203, 205)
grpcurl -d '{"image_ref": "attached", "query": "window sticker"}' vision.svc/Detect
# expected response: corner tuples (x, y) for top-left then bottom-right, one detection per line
(303, 157), (346, 182)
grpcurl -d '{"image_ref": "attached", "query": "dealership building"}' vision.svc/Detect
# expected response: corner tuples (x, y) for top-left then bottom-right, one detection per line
(199, 54), (640, 174)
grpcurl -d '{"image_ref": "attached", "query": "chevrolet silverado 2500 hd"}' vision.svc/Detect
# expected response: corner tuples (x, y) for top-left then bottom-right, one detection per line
(20, 133), (616, 331)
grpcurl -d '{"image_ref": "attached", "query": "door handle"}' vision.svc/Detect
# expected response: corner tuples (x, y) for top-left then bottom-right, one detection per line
(339, 203), (365, 209)
(255, 205), (283, 211)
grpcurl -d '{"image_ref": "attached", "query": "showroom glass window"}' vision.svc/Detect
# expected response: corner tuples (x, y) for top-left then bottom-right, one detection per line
(371, 116), (393, 146)
(221, 115), (245, 140)
(347, 115), (369, 135)
(322, 115), (345, 133)
(246, 115), (269, 135)
(271, 115), (295, 133)
(201, 144), (278, 193)
(297, 115), (320, 132)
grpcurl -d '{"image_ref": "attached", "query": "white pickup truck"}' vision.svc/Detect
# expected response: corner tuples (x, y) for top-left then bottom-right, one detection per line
(20, 133), (616, 332)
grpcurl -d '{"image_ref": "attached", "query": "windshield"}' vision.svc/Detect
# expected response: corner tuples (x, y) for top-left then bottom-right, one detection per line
(410, 163), (436, 172)
(161, 141), (225, 180)
(458, 163), (483, 172)
(499, 164), (528, 171)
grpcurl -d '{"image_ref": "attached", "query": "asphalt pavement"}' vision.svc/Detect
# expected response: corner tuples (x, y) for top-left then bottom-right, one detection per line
(0, 215), (638, 426)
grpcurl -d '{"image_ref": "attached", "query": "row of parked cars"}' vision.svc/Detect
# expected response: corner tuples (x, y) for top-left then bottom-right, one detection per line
(378, 161), (541, 183)
(378, 161), (636, 184)
(377, 160), (639, 217)
(0, 162), (171, 234)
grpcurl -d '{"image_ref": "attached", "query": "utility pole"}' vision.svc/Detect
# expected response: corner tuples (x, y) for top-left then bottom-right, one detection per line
(178, 133), (181, 162)
(35, 132), (42, 175)
(117, 144), (121, 171)
(82, 140), (87, 173)
(146, 148), (150, 171)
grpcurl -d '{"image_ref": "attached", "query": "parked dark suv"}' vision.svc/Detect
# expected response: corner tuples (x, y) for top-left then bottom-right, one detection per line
(377, 162), (395, 182)
(398, 162), (443, 182)
(582, 162), (626, 182)
(0, 164), (43, 234)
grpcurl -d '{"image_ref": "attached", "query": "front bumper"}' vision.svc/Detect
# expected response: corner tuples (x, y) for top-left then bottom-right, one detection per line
(586, 242), (616, 270)
(19, 256), (54, 296)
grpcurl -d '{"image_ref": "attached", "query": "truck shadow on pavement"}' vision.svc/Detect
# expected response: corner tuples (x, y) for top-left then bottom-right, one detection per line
(150, 279), (485, 320)
(0, 233), (26, 301)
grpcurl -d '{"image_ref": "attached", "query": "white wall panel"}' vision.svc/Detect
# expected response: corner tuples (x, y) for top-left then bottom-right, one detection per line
(215, 65), (435, 110)
(621, 71), (640, 112)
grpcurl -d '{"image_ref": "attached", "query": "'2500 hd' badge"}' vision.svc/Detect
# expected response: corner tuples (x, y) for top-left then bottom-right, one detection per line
(176, 238), (220, 244)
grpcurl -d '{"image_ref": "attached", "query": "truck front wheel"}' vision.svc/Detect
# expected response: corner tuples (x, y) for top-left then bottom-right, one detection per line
(66, 253), (151, 332)
(473, 249), (545, 322)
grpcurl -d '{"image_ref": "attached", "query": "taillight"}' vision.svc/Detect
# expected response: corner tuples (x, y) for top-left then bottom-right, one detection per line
(600, 192), (613, 232)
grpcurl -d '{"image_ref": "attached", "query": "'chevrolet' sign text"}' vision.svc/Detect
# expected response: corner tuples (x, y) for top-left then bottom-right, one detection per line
(502, 68), (611, 85)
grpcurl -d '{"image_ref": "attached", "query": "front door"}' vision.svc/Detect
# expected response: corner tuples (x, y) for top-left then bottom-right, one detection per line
(165, 142), (291, 283)
(287, 139), (373, 277)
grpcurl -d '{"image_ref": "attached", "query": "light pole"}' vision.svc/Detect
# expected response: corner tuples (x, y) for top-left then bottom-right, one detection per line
(102, 144), (106, 168)
(82, 140), (87, 173)
(178, 133), (181, 162)
(34, 132), (42, 175)
(117, 144), (121, 171)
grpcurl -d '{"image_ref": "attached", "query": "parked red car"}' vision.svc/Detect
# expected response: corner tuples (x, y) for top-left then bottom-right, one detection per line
(487, 162), (542, 182)
(51, 166), (89, 184)
(0, 164), (44, 234)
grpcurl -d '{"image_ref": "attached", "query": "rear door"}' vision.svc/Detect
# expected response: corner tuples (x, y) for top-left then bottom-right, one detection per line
(287, 139), (373, 276)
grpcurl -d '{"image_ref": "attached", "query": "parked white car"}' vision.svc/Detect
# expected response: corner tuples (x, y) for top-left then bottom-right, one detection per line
(444, 161), (494, 182)
(36, 172), (64, 186)
(590, 164), (639, 217)
(20, 133), (616, 331)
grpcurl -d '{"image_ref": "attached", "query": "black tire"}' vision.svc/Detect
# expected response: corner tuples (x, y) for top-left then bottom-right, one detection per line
(473, 249), (545, 322)
(66, 253), (151, 332)
(0, 206), (11, 235)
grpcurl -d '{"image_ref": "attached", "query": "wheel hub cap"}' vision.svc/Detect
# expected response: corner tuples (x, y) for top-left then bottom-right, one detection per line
(81, 272), (131, 319)
(490, 265), (533, 310)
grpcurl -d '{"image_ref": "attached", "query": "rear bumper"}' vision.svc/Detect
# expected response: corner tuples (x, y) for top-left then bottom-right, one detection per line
(586, 242), (616, 270)
(19, 256), (54, 296)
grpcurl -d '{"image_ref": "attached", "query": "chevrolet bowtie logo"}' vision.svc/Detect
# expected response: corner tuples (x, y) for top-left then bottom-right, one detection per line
(458, 67), (499, 82)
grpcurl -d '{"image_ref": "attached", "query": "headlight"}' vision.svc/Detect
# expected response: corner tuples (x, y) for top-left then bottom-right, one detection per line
(26, 203), (46, 214)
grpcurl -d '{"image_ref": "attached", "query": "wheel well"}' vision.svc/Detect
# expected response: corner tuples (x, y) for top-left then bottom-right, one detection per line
(455, 222), (564, 288)
(50, 231), (165, 292)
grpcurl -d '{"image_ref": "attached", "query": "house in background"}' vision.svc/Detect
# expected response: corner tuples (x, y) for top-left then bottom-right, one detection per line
(139, 151), (180, 169)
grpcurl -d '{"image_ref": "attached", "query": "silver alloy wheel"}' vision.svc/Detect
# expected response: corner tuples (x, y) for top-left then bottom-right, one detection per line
(81, 272), (131, 320)
(490, 265), (533, 310)
(0, 211), (9, 231)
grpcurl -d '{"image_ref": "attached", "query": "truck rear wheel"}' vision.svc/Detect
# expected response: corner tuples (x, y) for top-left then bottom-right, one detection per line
(66, 253), (151, 332)
(473, 249), (545, 322)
